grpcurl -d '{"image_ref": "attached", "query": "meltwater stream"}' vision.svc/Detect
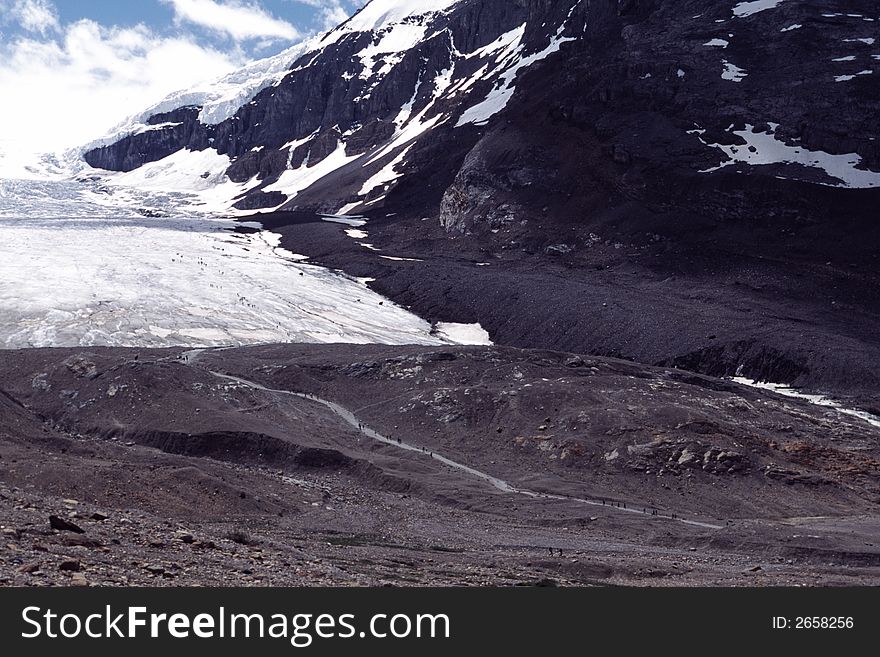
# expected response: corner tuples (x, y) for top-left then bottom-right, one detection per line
(732, 377), (880, 430)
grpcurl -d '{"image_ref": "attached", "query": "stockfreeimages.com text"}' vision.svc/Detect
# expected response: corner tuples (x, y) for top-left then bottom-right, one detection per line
(22, 606), (451, 647)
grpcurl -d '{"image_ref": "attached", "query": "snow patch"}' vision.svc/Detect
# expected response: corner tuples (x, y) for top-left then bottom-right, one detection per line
(692, 123), (880, 188)
(434, 322), (493, 346)
(732, 0), (787, 18)
(264, 141), (359, 201)
(320, 214), (368, 227)
(721, 60), (748, 82)
(358, 22), (431, 81)
(359, 144), (414, 196)
(364, 66), (454, 165)
(457, 23), (576, 127)
(380, 255), (424, 262)
(835, 69), (873, 82)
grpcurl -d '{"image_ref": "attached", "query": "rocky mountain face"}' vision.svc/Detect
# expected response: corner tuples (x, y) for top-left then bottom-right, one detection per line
(84, 0), (880, 210)
(85, 0), (592, 212)
(82, 0), (880, 396)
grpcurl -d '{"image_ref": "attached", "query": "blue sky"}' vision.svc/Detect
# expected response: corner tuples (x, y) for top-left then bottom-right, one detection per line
(0, 0), (365, 158)
(2, 1), (365, 53)
(52, 1), (320, 34)
(49, 1), (364, 50)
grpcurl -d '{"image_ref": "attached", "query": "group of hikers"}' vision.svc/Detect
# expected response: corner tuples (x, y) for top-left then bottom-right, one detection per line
(355, 422), (438, 456)
(600, 498), (678, 520)
(307, 392), (689, 525)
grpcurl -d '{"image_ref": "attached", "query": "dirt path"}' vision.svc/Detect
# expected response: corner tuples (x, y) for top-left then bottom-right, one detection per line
(193, 360), (724, 531)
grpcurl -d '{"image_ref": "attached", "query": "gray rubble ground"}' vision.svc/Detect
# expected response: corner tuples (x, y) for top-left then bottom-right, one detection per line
(1, 344), (879, 587)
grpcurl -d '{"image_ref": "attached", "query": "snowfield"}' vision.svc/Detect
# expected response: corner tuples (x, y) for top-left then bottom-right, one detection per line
(0, 212), (487, 349)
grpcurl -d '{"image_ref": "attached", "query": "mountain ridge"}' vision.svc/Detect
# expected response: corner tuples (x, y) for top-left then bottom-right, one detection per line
(83, 0), (880, 215)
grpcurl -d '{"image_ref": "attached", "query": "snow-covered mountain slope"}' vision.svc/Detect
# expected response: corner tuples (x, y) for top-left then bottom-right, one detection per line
(106, 0), (462, 141)
(81, 0), (591, 214)
(85, 44), (309, 154)
(79, 0), (880, 223)
(339, 0), (461, 31)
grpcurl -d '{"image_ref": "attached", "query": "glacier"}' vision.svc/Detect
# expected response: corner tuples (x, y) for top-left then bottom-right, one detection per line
(0, 169), (488, 349)
(0, 208), (480, 349)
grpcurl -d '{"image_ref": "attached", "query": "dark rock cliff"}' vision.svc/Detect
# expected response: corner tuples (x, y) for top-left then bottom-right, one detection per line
(85, 0), (880, 216)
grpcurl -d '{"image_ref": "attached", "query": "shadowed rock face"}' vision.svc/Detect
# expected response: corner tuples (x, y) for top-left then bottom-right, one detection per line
(81, 0), (880, 395)
(84, 107), (210, 172)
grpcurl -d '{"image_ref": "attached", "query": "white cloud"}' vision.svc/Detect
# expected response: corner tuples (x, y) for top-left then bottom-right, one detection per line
(0, 18), (245, 158)
(162, 0), (301, 42)
(1, 0), (59, 34)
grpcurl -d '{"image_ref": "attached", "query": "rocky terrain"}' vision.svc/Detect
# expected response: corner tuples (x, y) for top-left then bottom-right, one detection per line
(1, 344), (879, 586)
